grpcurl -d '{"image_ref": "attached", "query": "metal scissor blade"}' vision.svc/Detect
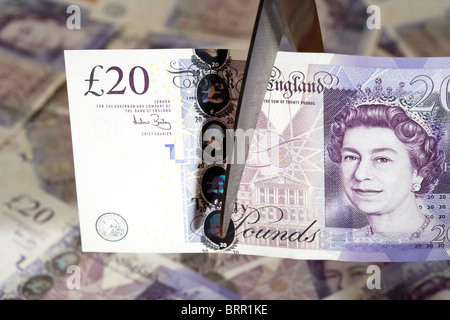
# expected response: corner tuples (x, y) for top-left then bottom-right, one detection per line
(219, 0), (285, 237)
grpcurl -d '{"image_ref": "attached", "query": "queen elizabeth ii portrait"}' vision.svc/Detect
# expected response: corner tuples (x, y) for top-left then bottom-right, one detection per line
(326, 103), (445, 240)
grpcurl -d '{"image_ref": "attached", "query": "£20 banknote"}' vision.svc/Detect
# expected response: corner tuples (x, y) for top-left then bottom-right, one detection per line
(65, 49), (450, 262)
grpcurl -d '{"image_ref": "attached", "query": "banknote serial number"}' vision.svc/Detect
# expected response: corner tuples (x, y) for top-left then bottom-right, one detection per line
(84, 65), (151, 97)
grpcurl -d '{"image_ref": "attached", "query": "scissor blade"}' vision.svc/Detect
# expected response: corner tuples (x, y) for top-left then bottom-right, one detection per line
(219, 0), (284, 238)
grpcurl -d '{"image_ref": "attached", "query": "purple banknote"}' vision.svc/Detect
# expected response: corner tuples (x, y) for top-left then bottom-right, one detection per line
(0, 0), (115, 69)
(66, 49), (450, 262)
(0, 0), (116, 147)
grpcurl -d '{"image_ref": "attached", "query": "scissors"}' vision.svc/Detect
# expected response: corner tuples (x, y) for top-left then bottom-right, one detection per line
(219, 0), (323, 238)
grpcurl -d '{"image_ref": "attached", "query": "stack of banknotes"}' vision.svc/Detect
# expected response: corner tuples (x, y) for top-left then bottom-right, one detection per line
(1, 0), (450, 300)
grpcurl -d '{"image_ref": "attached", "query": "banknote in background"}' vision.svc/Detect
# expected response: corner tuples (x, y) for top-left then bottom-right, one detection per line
(175, 253), (320, 299)
(25, 87), (77, 206)
(363, 0), (450, 57)
(172, 253), (444, 300)
(91, 0), (178, 33)
(164, 0), (257, 47)
(375, 30), (406, 58)
(0, 0), (115, 69)
(393, 11), (450, 57)
(315, 0), (379, 56)
(0, 0), (115, 148)
(105, 25), (221, 51)
(0, 227), (240, 300)
(316, 0), (450, 58)
(325, 260), (450, 300)
(0, 134), (78, 284)
(92, 0), (255, 50)
(0, 53), (63, 131)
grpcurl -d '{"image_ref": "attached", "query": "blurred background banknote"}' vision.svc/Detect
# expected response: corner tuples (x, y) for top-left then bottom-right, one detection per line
(1, 0), (450, 300)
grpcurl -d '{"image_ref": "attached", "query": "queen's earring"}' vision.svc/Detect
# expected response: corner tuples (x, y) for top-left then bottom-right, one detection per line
(411, 183), (421, 192)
